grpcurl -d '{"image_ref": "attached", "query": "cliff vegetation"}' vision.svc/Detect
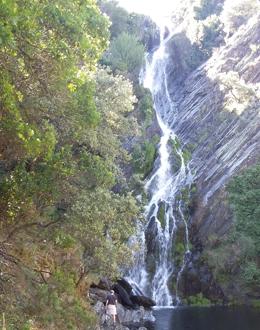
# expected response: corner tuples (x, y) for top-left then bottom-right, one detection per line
(0, 0), (155, 328)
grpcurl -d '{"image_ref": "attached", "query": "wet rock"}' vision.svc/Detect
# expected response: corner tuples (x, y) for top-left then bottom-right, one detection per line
(101, 325), (148, 330)
(144, 216), (159, 276)
(117, 304), (142, 323)
(117, 278), (133, 295)
(94, 301), (155, 330)
(145, 216), (158, 254)
(91, 284), (155, 329)
(140, 17), (160, 52)
(113, 283), (135, 308)
(130, 295), (156, 308)
(163, 26), (170, 40)
(178, 251), (226, 303)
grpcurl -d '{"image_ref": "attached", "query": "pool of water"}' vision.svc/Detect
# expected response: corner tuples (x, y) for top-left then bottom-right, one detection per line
(149, 306), (260, 330)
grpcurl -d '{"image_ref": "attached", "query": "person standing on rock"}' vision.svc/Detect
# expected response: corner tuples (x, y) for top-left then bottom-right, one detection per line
(105, 289), (118, 324)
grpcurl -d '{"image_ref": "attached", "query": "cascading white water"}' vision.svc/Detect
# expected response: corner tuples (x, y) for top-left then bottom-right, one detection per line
(127, 25), (194, 306)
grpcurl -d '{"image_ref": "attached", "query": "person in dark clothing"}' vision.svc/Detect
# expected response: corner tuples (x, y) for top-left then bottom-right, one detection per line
(106, 290), (118, 324)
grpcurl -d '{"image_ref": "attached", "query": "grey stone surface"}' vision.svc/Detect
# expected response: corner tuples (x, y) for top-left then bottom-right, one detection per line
(165, 16), (260, 242)
(93, 298), (155, 330)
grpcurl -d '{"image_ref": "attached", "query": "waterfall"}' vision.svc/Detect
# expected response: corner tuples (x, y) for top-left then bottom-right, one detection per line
(127, 25), (194, 306)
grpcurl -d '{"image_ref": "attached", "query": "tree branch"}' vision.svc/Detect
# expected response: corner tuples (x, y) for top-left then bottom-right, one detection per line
(3, 220), (59, 243)
(76, 266), (89, 288)
(0, 246), (18, 265)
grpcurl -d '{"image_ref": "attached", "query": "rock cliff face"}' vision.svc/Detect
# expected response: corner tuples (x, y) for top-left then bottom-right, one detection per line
(161, 6), (260, 300)
(167, 13), (260, 240)
(168, 14), (259, 234)
(125, 0), (259, 305)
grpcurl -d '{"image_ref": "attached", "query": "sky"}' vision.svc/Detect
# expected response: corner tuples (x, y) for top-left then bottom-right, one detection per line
(117, 0), (179, 23)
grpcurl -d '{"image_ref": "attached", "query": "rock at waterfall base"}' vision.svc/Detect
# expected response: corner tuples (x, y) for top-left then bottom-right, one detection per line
(93, 300), (154, 330)
(130, 295), (156, 308)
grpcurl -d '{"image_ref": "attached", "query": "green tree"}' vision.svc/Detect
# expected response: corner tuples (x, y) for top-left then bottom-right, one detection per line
(98, 0), (129, 38)
(70, 188), (139, 276)
(98, 0), (159, 50)
(132, 136), (159, 179)
(197, 15), (224, 57)
(0, 1), (142, 328)
(228, 164), (260, 254)
(203, 164), (260, 302)
(194, 0), (224, 20)
(0, 0), (109, 164)
(104, 32), (145, 74)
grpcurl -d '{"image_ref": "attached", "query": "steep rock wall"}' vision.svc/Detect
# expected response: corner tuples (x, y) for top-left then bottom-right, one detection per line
(160, 11), (260, 302)
(166, 14), (260, 242)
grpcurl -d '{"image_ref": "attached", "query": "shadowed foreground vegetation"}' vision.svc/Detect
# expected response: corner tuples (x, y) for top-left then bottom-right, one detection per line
(0, 0), (147, 328)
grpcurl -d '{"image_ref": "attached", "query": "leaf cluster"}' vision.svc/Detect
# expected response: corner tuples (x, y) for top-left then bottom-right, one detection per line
(203, 164), (260, 301)
(0, 1), (141, 328)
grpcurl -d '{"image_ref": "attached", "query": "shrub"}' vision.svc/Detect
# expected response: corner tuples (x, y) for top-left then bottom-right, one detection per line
(185, 293), (211, 306)
(104, 32), (145, 74)
(194, 0), (224, 20)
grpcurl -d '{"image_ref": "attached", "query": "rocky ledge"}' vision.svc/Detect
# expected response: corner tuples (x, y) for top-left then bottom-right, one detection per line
(90, 278), (156, 330)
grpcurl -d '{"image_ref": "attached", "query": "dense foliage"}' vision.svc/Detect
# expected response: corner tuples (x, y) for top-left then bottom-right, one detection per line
(228, 165), (260, 254)
(0, 0), (142, 328)
(98, 0), (159, 50)
(203, 164), (260, 303)
(132, 136), (160, 179)
(194, 0), (224, 20)
(103, 32), (145, 75)
(99, 0), (158, 181)
(99, 0), (159, 83)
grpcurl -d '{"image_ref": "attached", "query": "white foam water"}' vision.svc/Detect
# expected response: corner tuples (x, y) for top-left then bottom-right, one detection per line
(127, 25), (193, 306)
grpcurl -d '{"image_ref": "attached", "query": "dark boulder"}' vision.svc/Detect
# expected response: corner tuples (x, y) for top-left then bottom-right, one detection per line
(163, 26), (170, 40)
(130, 295), (156, 308)
(112, 283), (135, 308)
(90, 277), (112, 291)
(130, 282), (145, 297)
(145, 216), (158, 254)
(117, 278), (133, 295)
